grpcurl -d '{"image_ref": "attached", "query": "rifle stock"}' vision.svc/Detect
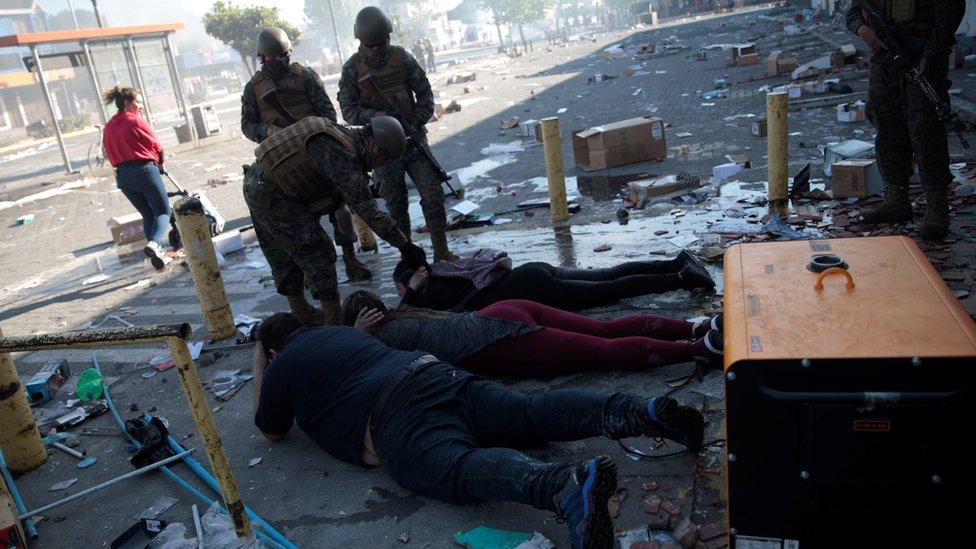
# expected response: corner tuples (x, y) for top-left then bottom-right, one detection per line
(260, 88), (299, 126)
(358, 74), (460, 194)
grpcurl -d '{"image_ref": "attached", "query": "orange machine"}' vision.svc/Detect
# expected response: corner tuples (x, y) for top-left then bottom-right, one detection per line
(723, 236), (976, 547)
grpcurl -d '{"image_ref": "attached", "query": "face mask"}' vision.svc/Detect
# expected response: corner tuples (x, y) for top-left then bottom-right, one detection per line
(263, 58), (288, 77)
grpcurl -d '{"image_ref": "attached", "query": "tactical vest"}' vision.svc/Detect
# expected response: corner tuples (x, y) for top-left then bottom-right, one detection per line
(352, 47), (415, 126)
(251, 63), (318, 128)
(254, 116), (359, 213)
(878, 0), (933, 32)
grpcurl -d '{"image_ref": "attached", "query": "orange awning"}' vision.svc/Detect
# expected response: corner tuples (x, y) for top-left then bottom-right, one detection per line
(0, 23), (184, 48)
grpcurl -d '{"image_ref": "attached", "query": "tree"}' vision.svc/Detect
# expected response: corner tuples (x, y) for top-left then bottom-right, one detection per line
(506, 0), (555, 51)
(203, 1), (302, 75)
(480, 0), (510, 47)
(303, 0), (358, 59)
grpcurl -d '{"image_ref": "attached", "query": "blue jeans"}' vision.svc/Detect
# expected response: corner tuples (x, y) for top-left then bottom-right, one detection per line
(115, 162), (170, 245)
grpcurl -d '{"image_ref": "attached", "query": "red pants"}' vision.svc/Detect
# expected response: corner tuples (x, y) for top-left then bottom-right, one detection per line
(459, 300), (695, 377)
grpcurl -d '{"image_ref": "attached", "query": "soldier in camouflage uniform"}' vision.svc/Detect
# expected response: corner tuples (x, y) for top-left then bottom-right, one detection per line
(337, 6), (458, 262)
(241, 27), (373, 280)
(243, 115), (427, 325)
(848, 0), (965, 240)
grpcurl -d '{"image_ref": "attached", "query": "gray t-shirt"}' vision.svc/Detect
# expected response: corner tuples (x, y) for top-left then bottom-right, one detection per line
(371, 312), (539, 364)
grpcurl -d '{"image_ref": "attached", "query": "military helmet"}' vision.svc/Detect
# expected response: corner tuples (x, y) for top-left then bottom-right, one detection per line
(257, 27), (292, 57)
(370, 116), (405, 161)
(354, 6), (393, 46)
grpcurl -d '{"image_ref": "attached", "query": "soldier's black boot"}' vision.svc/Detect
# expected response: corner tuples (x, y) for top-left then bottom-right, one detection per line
(860, 182), (913, 224)
(918, 185), (950, 240)
(319, 298), (342, 326)
(431, 231), (458, 263)
(286, 293), (324, 326)
(341, 243), (373, 281)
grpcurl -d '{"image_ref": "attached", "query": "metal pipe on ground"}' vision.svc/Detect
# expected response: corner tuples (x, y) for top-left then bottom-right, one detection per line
(767, 91), (790, 219)
(173, 197), (237, 341)
(0, 326), (47, 474)
(540, 117), (569, 223)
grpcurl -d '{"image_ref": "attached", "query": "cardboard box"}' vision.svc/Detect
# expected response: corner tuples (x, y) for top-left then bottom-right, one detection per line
(836, 101), (866, 122)
(1, 493), (27, 549)
(751, 118), (768, 137)
(26, 358), (69, 406)
(767, 50), (783, 77)
(107, 213), (145, 246)
(831, 158), (884, 197)
(736, 53), (759, 67)
(212, 230), (244, 256)
(627, 174), (700, 205)
(785, 84), (803, 100)
(777, 57), (798, 74)
(572, 117), (667, 171)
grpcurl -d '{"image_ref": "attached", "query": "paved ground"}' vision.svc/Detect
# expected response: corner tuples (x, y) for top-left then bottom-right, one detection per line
(2, 5), (976, 548)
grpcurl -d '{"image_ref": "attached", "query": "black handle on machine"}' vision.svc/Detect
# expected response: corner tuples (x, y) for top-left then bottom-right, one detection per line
(163, 172), (188, 198)
(757, 381), (965, 405)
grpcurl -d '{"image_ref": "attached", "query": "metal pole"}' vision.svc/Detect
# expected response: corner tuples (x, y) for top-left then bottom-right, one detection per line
(123, 37), (153, 127)
(166, 338), (251, 539)
(0, 327), (47, 474)
(81, 41), (108, 124)
(67, 0), (80, 29)
(192, 504), (204, 549)
(540, 117), (569, 222)
(162, 34), (196, 143)
(326, 0), (345, 60)
(767, 91), (789, 218)
(90, 0), (103, 27)
(0, 323), (191, 353)
(172, 197), (236, 341)
(18, 449), (196, 520)
(30, 45), (76, 174)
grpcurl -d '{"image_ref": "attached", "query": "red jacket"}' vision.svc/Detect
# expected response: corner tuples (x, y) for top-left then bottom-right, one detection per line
(103, 110), (163, 167)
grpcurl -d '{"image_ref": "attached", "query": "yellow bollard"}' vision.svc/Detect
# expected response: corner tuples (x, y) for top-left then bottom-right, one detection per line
(540, 117), (570, 223)
(167, 337), (252, 539)
(0, 326), (47, 474)
(352, 213), (377, 252)
(173, 197), (236, 341)
(766, 91), (790, 218)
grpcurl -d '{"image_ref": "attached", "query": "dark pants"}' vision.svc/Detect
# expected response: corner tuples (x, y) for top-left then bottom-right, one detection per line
(467, 260), (683, 311)
(371, 362), (641, 511)
(867, 34), (952, 191)
(374, 135), (448, 238)
(115, 162), (170, 245)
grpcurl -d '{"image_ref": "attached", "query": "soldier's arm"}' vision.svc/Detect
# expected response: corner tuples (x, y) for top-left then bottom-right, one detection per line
(922, 0), (965, 61)
(308, 136), (409, 248)
(403, 52), (435, 128)
(337, 62), (376, 126)
(304, 66), (338, 123)
(241, 82), (270, 143)
(845, 3), (867, 34)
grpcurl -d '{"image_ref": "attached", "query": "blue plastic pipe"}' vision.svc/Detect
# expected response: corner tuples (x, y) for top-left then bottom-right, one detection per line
(93, 354), (292, 549)
(0, 448), (38, 540)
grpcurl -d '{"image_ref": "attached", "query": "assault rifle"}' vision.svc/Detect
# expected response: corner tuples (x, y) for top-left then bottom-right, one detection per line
(854, 0), (969, 148)
(259, 87), (299, 126)
(358, 74), (461, 198)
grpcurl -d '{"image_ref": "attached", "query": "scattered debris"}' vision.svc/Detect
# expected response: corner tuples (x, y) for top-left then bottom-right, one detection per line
(398, 532), (410, 544)
(454, 525), (553, 549)
(499, 116), (520, 130)
(136, 496), (180, 520)
(594, 244), (612, 252)
(248, 457), (262, 468)
(49, 478), (78, 491)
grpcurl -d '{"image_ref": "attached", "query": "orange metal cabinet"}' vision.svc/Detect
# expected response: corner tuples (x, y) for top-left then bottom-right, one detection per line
(723, 236), (976, 547)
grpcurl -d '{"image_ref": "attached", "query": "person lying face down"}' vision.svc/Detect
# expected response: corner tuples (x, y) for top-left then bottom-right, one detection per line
(342, 291), (724, 377)
(251, 312), (706, 548)
(393, 250), (715, 312)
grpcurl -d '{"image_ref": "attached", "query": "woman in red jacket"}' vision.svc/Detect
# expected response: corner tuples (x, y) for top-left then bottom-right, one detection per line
(101, 86), (169, 270)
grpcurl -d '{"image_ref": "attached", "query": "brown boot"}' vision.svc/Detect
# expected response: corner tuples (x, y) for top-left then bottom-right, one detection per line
(286, 293), (324, 326)
(319, 298), (341, 326)
(341, 243), (373, 281)
(859, 182), (913, 224)
(917, 185), (949, 240)
(431, 231), (458, 262)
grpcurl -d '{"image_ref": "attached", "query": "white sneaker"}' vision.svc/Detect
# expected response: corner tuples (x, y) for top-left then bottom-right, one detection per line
(144, 241), (169, 270)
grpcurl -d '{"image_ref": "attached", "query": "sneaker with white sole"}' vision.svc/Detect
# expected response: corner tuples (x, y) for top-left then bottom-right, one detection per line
(144, 241), (169, 270)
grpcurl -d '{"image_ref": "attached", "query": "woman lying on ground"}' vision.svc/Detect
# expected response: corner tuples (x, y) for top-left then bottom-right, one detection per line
(393, 249), (715, 312)
(341, 291), (723, 376)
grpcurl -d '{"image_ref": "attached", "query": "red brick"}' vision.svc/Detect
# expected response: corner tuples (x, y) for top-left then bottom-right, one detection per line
(642, 481), (659, 492)
(648, 512), (672, 530)
(643, 496), (662, 514)
(698, 521), (727, 541)
(661, 499), (681, 516)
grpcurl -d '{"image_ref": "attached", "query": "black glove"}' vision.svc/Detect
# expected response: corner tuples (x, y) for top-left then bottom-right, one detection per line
(399, 242), (428, 270)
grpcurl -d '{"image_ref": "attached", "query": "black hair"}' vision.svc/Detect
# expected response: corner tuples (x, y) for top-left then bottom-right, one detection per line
(257, 312), (306, 354)
(392, 260), (414, 287)
(102, 86), (140, 112)
(341, 290), (390, 326)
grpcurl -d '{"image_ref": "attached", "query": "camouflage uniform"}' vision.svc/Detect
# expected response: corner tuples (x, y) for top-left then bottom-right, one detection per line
(243, 132), (408, 305)
(241, 63), (370, 276)
(338, 45), (456, 260)
(847, 0), (965, 239)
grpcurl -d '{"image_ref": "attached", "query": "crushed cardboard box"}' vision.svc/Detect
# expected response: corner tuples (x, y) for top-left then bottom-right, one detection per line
(107, 213), (145, 246)
(572, 117), (667, 171)
(836, 101), (866, 123)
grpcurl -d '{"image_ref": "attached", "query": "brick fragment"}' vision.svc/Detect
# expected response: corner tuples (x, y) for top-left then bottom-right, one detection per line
(643, 496), (662, 514)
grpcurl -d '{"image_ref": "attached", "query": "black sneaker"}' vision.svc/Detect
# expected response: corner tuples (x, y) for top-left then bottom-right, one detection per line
(144, 241), (169, 271)
(556, 455), (617, 549)
(677, 252), (715, 289)
(692, 329), (724, 366)
(640, 396), (705, 451)
(692, 313), (723, 338)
